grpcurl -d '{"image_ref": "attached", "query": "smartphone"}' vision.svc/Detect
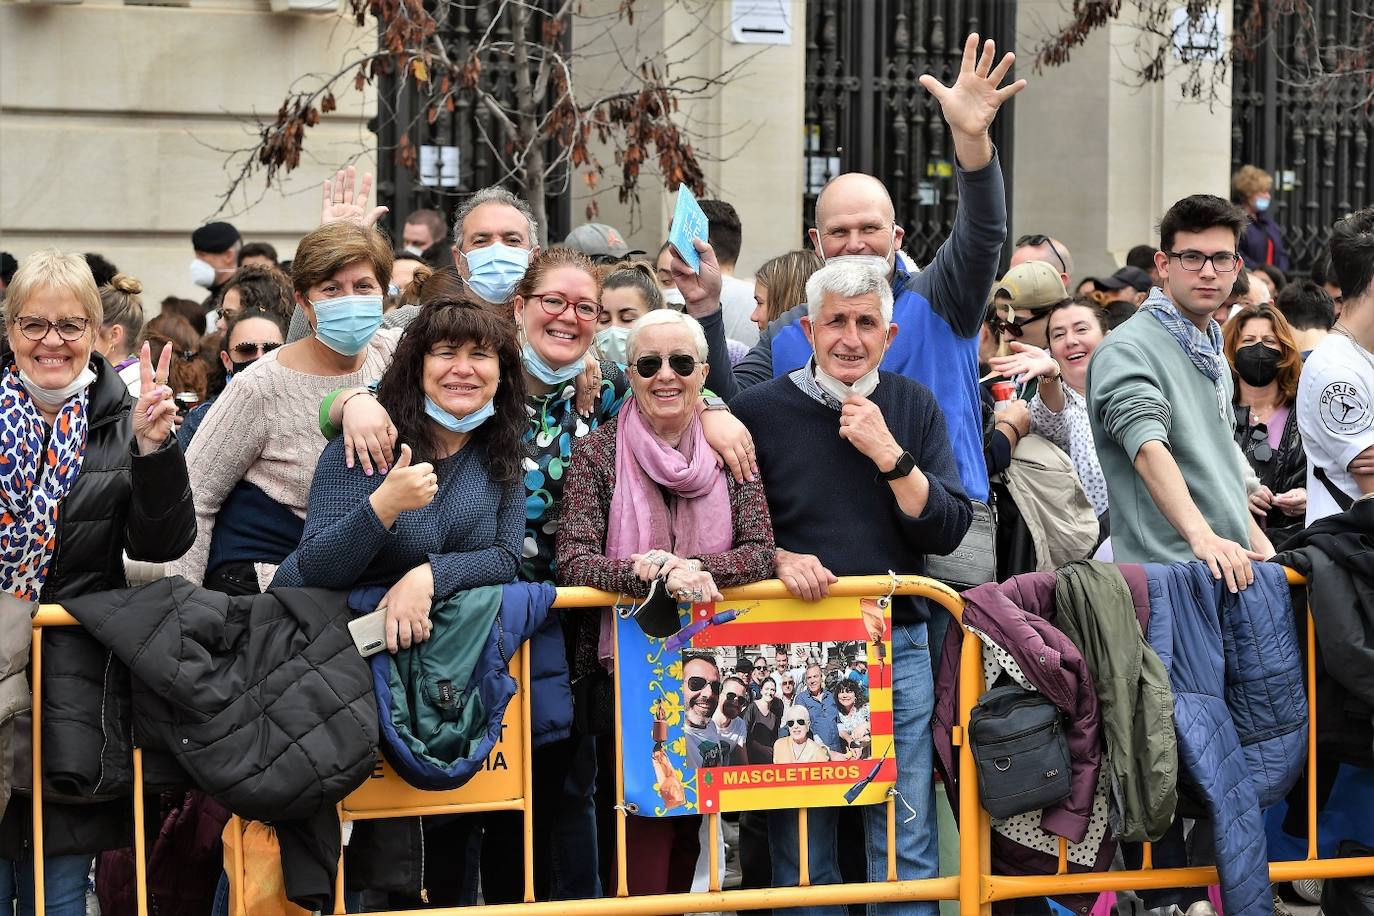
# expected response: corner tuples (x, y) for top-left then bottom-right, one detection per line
(348, 608), (388, 657)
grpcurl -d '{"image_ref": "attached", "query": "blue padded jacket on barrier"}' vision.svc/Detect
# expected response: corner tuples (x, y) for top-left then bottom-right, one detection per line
(351, 581), (554, 791)
(1142, 562), (1307, 916)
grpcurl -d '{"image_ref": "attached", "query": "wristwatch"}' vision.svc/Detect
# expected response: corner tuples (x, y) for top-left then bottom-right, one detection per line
(702, 395), (729, 411)
(879, 450), (916, 480)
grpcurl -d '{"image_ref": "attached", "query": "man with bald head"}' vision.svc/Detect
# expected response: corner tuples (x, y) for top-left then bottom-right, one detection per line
(677, 34), (1022, 527)
(1010, 234), (1074, 292)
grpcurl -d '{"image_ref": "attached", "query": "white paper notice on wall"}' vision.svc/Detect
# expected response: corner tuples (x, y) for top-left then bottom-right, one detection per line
(731, 0), (791, 45)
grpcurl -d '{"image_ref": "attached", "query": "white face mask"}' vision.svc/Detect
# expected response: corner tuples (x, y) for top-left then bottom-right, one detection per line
(19, 365), (97, 411)
(403, 245), (425, 257)
(813, 360), (880, 403)
(662, 286), (686, 308)
(189, 258), (217, 289)
(818, 225), (898, 277)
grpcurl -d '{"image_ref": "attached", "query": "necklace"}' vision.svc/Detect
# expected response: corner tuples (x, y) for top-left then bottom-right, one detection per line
(1333, 323), (1374, 374)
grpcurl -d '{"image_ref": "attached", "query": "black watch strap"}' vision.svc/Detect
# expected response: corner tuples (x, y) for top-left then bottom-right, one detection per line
(880, 450), (916, 480)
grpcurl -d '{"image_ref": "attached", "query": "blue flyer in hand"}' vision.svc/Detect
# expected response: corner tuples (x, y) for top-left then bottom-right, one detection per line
(669, 184), (708, 274)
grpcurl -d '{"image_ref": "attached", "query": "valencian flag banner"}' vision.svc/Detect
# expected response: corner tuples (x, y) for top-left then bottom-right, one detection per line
(616, 594), (896, 817)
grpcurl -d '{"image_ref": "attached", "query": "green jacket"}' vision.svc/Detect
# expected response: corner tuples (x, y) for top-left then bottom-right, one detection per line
(1054, 560), (1176, 842)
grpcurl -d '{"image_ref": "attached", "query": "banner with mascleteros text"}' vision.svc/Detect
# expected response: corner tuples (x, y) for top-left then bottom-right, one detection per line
(616, 594), (896, 817)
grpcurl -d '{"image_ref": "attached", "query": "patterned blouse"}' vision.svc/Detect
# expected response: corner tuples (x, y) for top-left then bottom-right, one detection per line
(1029, 385), (1109, 517)
(554, 417), (777, 596)
(521, 360), (630, 586)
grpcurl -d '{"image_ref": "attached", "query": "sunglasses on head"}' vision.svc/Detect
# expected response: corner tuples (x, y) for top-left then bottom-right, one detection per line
(1015, 234), (1069, 276)
(634, 354), (699, 379)
(686, 676), (721, 693)
(784, 718), (809, 728)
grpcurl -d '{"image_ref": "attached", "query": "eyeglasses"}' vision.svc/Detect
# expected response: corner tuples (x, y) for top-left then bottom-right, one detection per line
(1015, 234), (1069, 276)
(686, 676), (721, 693)
(722, 690), (746, 703)
(1244, 422), (1273, 463)
(16, 316), (90, 342)
(535, 293), (601, 322)
(784, 718), (809, 728)
(1168, 250), (1239, 273)
(753, 663), (767, 670)
(232, 341), (282, 358)
(634, 354), (698, 378)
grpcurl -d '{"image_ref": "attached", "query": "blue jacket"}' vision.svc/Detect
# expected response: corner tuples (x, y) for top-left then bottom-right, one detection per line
(1142, 562), (1306, 916)
(353, 581), (558, 789)
(698, 153), (1007, 504)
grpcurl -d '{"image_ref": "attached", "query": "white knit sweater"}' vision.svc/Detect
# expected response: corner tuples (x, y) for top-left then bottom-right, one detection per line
(168, 330), (400, 584)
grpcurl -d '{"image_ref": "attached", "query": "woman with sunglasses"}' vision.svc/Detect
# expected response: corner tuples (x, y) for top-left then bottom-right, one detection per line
(178, 308), (287, 449)
(1222, 304), (1308, 546)
(556, 308), (775, 896)
(989, 297), (1111, 518)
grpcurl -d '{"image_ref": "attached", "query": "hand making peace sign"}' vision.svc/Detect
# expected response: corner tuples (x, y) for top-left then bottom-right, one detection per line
(132, 342), (176, 456)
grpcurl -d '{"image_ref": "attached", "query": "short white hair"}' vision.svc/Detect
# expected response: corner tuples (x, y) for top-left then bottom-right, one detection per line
(805, 261), (894, 324)
(627, 308), (708, 361)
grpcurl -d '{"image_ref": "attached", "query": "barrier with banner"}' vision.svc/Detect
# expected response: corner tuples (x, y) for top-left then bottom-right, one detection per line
(616, 593), (896, 817)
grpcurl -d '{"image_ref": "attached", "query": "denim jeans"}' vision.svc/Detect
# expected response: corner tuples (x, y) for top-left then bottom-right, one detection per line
(767, 621), (939, 916)
(0, 854), (93, 916)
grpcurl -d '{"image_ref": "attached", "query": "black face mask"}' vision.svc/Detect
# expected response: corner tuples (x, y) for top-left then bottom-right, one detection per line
(228, 357), (258, 378)
(1234, 342), (1281, 387)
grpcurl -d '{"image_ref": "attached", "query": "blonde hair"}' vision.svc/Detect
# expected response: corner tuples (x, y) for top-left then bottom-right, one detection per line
(99, 273), (146, 346)
(4, 249), (103, 329)
(1232, 165), (1273, 203)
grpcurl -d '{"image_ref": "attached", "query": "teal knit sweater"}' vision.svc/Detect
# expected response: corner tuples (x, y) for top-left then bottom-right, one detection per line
(1086, 307), (1251, 563)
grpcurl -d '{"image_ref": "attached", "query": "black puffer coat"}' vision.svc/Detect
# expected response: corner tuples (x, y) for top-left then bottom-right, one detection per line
(0, 356), (196, 859)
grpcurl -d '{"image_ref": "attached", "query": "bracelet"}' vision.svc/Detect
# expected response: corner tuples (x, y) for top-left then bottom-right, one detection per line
(338, 388), (377, 413)
(994, 419), (1021, 439)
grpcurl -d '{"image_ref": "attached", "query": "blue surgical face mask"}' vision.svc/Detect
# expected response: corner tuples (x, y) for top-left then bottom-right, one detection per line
(1254, 195), (1271, 213)
(388, 282), (401, 297)
(521, 342), (583, 386)
(595, 326), (631, 364)
(312, 295), (383, 356)
(463, 243), (530, 303)
(425, 396), (495, 433)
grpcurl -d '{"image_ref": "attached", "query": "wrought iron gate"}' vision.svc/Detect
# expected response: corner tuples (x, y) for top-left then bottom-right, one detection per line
(372, 1), (571, 248)
(803, 0), (1016, 262)
(1231, 0), (1374, 273)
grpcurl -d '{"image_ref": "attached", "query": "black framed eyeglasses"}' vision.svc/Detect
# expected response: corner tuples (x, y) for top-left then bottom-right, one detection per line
(232, 341), (282, 358)
(686, 676), (721, 693)
(16, 316), (90, 342)
(634, 354), (698, 378)
(1015, 234), (1069, 276)
(1168, 250), (1239, 273)
(536, 294), (602, 322)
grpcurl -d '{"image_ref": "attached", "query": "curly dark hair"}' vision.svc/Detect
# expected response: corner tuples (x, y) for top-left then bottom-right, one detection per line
(375, 296), (528, 483)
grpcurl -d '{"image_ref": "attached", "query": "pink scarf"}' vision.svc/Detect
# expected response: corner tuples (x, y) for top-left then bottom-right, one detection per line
(599, 397), (733, 666)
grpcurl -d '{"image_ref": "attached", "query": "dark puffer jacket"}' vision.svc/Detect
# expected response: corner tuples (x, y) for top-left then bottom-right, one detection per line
(0, 356), (195, 859)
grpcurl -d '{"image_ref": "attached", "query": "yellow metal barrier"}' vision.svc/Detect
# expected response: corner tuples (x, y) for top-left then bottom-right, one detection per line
(25, 569), (1374, 915)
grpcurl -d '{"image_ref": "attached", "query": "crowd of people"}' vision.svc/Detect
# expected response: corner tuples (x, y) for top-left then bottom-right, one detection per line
(0, 27), (1369, 916)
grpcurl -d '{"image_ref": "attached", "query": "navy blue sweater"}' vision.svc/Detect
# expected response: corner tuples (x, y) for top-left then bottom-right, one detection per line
(732, 373), (973, 624)
(272, 436), (523, 598)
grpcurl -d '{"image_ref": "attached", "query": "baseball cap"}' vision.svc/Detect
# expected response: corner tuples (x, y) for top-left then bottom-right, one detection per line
(1088, 266), (1152, 294)
(990, 261), (1069, 311)
(563, 223), (634, 259)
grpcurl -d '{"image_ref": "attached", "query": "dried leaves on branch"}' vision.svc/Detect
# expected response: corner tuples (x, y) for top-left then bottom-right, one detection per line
(1028, 1), (1374, 111)
(221, 0), (751, 228)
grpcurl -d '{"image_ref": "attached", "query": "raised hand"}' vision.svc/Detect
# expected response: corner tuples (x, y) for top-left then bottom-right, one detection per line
(989, 340), (1059, 385)
(669, 238), (724, 320)
(918, 33), (1027, 166)
(321, 165), (389, 228)
(132, 342), (176, 456)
